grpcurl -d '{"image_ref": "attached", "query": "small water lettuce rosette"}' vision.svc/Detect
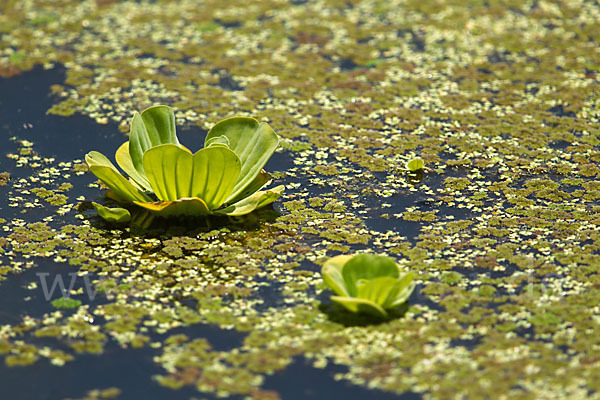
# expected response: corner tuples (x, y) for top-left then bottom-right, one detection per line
(321, 253), (416, 318)
(85, 105), (284, 222)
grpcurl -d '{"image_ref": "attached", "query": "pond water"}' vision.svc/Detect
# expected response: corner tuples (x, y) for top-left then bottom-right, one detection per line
(1, 1), (600, 400)
(0, 66), (421, 400)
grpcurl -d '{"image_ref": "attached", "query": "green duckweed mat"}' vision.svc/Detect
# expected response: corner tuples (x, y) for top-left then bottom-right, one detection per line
(1, 0), (600, 399)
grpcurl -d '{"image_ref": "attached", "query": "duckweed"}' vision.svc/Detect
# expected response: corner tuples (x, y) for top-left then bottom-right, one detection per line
(1, 0), (600, 399)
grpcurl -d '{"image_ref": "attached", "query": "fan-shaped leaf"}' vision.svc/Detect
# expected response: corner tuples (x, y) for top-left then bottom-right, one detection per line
(387, 272), (416, 307)
(92, 202), (131, 223)
(129, 106), (179, 177)
(321, 255), (353, 297)
(406, 158), (424, 172)
(143, 144), (241, 209)
(214, 185), (284, 216)
(225, 170), (272, 205)
(356, 276), (407, 308)
(255, 184), (284, 209)
(330, 296), (388, 318)
(85, 151), (152, 203)
(205, 117), (279, 202)
(342, 254), (399, 297)
(115, 142), (153, 191)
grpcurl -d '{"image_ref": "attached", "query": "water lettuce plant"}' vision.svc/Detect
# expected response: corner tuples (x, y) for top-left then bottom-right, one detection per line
(321, 253), (416, 318)
(86, 105), (284, 221)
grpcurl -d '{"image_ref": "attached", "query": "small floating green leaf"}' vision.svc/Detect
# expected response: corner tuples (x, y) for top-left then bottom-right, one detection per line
(92, 202), (131, 223)
(51, 298), (81, 309)
(406, 158), (424, 172)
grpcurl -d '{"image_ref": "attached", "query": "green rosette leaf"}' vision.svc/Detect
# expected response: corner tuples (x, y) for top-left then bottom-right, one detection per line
(321, 255), (353, 297)
(341, 254), (399, 297)
(214, 185), (284, 216)
(142, 144), (241, 209)
(129, 105), (179, 177)
(387, 272), (416, 308)
(115, 141), (153, 191)
(85, 151), (152, 203)
(321, 253), (416, 317)
(205, 117), (279, 203)
(330, 296), (388, 318)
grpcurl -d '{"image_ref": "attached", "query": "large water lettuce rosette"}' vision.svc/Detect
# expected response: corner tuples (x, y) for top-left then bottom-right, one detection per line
(85, 105), (284, 222)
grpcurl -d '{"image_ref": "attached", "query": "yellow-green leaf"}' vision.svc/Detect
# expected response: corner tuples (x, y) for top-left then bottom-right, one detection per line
(225, 170), (272, 205)
(356, 276), (406, 308)
(330, 296), (388, 318)
(321, 255), (353, 297)
(406, 158), (424, 172)
(205, 117), (279, 203)
(215, 185), (284, 216)
(115, 142), (153, 191)
(134, 197), (210, 217)
(387, 272), (416, 308)
(129, 106), (179, 177)
(85, 151), (152, 203)
(92, 202), (131, 223)
(142, 144), (240, 209)
(342, 254), (399, 297)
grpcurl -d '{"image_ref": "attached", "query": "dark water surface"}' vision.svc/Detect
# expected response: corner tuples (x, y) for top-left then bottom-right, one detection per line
(0, 67), (415, 400)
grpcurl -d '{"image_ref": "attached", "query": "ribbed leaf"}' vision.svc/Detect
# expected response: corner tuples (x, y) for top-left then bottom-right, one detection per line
(129, 106), (179, 177)
(115, 142), (153, 191)
(142, 144), (192, 201)
(85, 151), (152, 203)
(134, 197), (210, 217)
(387, 272), (416, 307)
(205, 117), (279, 202)
(142, 144), (241, 209)
(342, 254), (399, 297)
(330, 296), (388, 318)
(321, 255), (353, 297)
(92, 202), (131, 223)
(214, 185), (284, 216)
(255, 184), (284, 209)
(356, 276), (406, 308)
(225, 170), (272, 205)
(206, 135), (230, 148)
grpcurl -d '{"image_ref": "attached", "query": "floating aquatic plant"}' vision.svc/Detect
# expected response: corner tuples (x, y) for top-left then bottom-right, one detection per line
(321, 253), (416, 318)
(406, 158), (425, 172)
(0, 172), (9, 187)
(51, 297), (81, 309)
(85, 106), (284, 221)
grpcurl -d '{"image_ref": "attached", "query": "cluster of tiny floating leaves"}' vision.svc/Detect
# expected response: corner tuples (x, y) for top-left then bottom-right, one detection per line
(63, 388), (121, 400)
(1, 0), (600, 399)
(0, 172), (9, 187)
